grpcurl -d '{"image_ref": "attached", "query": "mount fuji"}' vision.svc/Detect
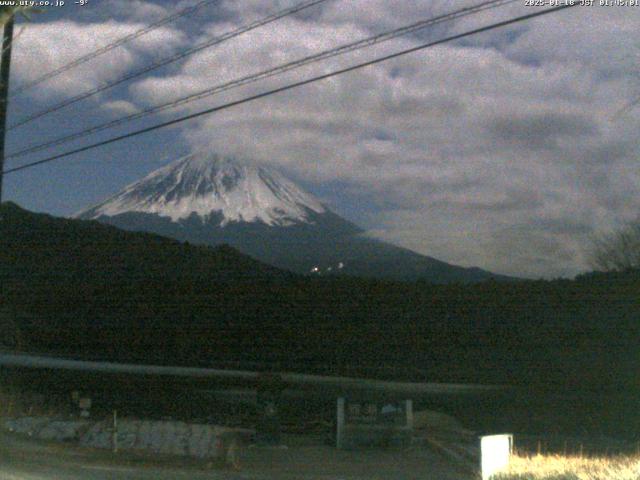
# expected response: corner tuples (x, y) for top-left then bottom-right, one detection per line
(77, 153), (508, 283)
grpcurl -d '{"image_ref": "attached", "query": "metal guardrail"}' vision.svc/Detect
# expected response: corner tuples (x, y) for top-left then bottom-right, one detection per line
(0, 351), (504, 396)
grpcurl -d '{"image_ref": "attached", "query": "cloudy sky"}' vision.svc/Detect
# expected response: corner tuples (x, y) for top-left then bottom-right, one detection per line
(3, 0), (639, 278)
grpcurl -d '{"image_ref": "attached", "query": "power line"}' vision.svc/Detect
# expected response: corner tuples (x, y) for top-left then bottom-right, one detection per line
(0, 14), (15, 202)
(3, 4), (578, 176)
(10, 0), (219, 96)
(6, 0), (517, 160)
(8, 0), (331, 130)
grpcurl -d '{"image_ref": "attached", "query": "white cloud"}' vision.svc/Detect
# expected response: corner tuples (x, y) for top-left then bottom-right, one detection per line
(120, 2), (640, 278)
(40, 1), (639, 278)
(101, 99), (141, 115)
(12, 19), (187, 102)
(505, 4), (640, 77)
(104, 0), (169, 21)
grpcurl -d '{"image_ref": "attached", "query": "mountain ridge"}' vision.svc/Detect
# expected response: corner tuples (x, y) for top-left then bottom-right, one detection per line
(77, 153), (513, 283)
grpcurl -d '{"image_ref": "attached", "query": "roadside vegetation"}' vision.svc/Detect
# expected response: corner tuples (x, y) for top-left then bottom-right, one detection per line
(494, 453), (640, 480)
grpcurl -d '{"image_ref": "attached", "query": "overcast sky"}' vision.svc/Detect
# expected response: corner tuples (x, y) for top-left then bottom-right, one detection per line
(3, 0), (639, 278)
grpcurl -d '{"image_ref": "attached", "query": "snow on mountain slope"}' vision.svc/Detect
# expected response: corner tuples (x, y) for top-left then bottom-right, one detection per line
(74, 151), (512, 282)
(78, 153), (325, 226)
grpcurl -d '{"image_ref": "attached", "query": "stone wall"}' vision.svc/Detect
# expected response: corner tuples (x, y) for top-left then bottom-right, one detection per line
(4, 416), (252, 461)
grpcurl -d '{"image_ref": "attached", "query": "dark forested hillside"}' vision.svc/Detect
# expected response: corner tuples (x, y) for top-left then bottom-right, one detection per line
(1, 202), (639, 390)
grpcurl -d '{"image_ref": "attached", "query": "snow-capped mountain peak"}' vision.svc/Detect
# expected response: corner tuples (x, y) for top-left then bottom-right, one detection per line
(78, 153), (325, 226)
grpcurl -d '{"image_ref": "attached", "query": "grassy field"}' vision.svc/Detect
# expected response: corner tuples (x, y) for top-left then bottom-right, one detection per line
(494, 453), (640, 480)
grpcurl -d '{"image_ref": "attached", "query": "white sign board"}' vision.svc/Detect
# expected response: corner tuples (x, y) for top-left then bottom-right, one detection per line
(480, 434), (512, 480)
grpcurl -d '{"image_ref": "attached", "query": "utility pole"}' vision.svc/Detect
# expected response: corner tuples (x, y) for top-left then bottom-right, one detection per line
(0, 13), (14, 203)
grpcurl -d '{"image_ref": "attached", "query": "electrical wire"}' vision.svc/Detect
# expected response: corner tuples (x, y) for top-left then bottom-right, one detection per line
(8, 0), (331, 130)
(6, 0), (517, 160)
(3, 4), (578, 176)
(10, 0), (220, 96)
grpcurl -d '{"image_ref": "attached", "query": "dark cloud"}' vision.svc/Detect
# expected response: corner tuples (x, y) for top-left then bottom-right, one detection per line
(489, 112), (598, 151)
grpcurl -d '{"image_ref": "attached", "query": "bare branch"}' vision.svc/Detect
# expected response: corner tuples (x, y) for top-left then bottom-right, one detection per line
(588, 219), (640, 272)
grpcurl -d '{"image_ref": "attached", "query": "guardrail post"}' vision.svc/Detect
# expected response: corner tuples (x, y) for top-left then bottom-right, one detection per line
(336, 397), (345, 449)
(405, 399), (413, 429)
(256, 373), (284, 445)
(112, 409), (118, 453)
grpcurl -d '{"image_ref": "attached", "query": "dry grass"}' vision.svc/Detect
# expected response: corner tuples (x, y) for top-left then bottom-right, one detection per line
(494, 453), (640, 480)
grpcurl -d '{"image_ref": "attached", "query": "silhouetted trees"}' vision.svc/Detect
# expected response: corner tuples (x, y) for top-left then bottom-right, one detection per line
(589, 220), (640, 272)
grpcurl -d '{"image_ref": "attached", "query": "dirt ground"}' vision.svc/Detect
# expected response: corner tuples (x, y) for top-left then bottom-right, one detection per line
(242, 438), (474, 479)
